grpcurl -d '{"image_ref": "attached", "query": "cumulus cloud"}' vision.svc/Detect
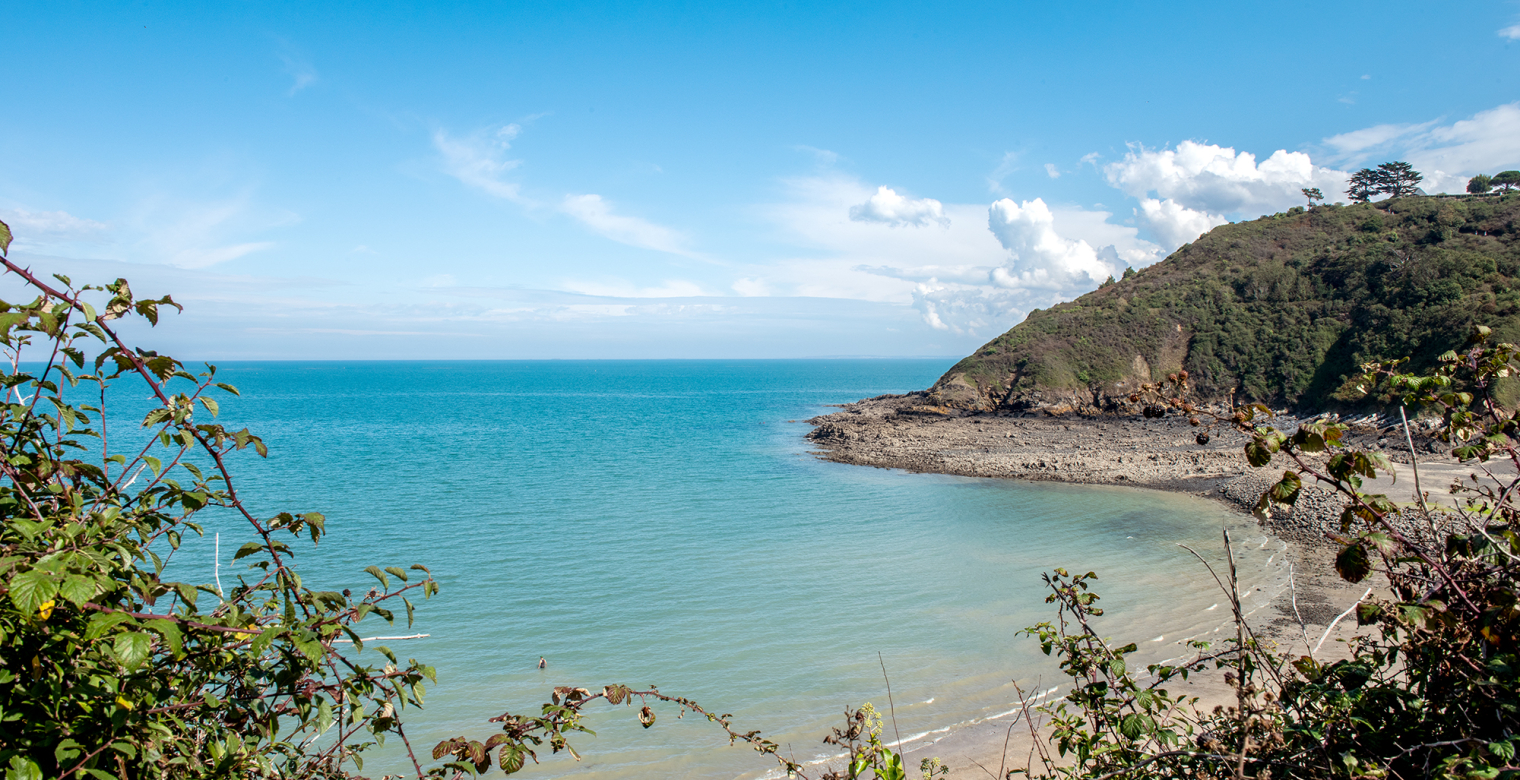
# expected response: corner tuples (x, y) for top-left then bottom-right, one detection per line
(1137, 199), (1229, 249)
(1501, 24), (1520, 40)
(1044, 163), (1061, 179)
(848, 186), (950, 228)
(986, 198), (1117, 289)
(434, 125), (529, 203)
(559, 194), (693, 256)
(1104, 140), (1349, 249)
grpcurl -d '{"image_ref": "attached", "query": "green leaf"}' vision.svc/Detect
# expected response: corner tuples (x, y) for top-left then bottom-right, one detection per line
(0, 219), (12, 256)
(250, 626), (281, 654)
(57, 574), (97, 606)
(112, 632), (154, 671)
(9, 570), (59, 615)
(317, 697), (334, 733)
(1335, 544), (1372, 583)
(1270, 471), (1302, 505)
(6, 755), (42, 780)
(1244, 441), (1272, 468)
(85, 611), (135, 641)
(364, 565), (390, 590)
(146, 618), (184, 658)
(499, 745), (526, 774)
(234, 542), (265, 561)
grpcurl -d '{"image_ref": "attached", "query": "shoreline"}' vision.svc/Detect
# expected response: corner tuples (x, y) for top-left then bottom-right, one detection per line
(803, 392), (1411, 778)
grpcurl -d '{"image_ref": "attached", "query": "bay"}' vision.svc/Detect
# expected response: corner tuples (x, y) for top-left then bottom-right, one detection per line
(147, 360), (1286, 778)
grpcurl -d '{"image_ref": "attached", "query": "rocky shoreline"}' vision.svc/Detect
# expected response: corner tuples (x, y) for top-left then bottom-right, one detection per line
(805, 391), (1452, 547)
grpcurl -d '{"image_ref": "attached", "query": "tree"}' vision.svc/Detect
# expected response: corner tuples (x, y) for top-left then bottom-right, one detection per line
(1493, 170), (1520, 192)
(1346, 168), (1379, 203)
(1375, 160), (1423, 197)
(1300, 187), (1323, 207)
(1466, 173), (1493, 194)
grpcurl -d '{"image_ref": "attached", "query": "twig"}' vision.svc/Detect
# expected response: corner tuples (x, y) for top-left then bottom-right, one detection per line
(878, 652), (903, 750)
(331, 634), (430, 644)
(1288, 563), (1313, 657)
(1313, 587), (1373, 656)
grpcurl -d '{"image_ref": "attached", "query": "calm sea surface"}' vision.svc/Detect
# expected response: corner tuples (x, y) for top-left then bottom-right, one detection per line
(139, 360), (1287, 778)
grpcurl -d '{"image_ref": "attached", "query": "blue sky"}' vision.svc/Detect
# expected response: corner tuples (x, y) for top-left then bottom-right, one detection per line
(3, 1), (1519, 358)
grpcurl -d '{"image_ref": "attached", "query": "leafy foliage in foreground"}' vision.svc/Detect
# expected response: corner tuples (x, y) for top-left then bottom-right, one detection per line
(932, 194), (1520, 412)
(1011, 333), (1520, 779)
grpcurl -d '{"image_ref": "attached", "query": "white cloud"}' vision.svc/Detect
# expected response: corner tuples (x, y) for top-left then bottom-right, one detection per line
(1405, 103), (1520, 176)
(1044, 163), (1061, 179)
(436, 124), (692, 256)
(121, 191), (290, 269)
(987, 198), (1116, 290)
(847, 186), (950, 228)
(1323, 121), (1437, 158)
(750, 175), (1161, 335)
(559, 194), (693, 256)
(1318, 102), (1520, 194)
(0, 208), (108, 247)
(1500, 24), (1520, 40)
(434, 125), (529, 203)
(1106, 141), (1348, 216)
(1137, 198), (1228, 250)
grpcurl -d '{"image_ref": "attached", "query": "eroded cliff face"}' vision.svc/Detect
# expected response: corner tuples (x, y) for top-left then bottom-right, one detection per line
(928, 327), (1193, 415)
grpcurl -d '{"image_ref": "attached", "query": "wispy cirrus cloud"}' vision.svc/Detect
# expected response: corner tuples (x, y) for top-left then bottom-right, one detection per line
(434, 125), (532, 204)
(559, 194), (695, 257)
(0, 208), (109, 250)
(435, 123), (696, 256)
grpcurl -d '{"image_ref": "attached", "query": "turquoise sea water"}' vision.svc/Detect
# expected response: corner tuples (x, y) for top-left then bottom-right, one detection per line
(142, 360), (1287, 778)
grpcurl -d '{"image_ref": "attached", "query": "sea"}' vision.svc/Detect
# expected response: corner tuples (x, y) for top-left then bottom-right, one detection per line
(133, 360), (1289, 778)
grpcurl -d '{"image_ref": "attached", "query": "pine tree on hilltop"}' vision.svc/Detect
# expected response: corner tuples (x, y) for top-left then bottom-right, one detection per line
(1301, 187), (1324, 207)
(1468, 174), (1493, 194)
(1347, 169), (1378, 202)
(1375, 161), (1423, 197)
(1494, 170), (1520, 192)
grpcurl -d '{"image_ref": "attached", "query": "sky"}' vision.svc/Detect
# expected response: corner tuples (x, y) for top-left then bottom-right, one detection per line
(2, 1), (1520, 359)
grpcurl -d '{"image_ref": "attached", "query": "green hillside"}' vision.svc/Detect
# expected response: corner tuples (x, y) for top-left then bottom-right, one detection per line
(928, 193), (1520, 413)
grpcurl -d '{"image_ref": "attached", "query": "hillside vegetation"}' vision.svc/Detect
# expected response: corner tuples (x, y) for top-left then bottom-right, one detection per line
(930, 193), (1520, 413)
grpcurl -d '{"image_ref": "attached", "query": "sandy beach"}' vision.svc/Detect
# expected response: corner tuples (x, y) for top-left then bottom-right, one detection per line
(803, 392), (1487, 778)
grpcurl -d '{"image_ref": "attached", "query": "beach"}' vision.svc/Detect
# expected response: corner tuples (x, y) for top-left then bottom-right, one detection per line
(804, 392), (1460, 778)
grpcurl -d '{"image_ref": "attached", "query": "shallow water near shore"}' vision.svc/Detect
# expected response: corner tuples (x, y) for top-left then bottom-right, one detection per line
(145, 360), (1287, 778)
